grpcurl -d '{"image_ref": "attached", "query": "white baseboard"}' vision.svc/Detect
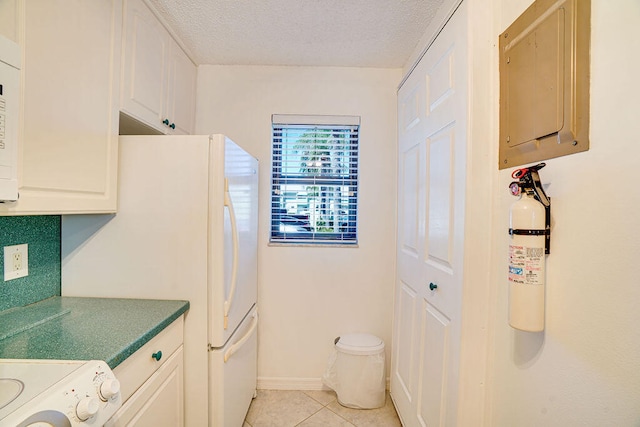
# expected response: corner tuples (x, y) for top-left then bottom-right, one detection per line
(257, 377), (329, 390)
(257, 377), (391, 391)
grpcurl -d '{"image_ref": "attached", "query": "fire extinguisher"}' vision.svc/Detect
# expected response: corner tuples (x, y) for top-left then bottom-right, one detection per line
(508, 163), (551, 332)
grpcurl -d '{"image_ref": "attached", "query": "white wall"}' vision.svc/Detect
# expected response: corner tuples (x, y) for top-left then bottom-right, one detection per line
(486, 0), (640, 425)
(195, 65), (400, 387)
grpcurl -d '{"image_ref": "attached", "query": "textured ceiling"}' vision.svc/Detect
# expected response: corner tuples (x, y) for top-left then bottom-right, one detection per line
(146, 0), (445, 68)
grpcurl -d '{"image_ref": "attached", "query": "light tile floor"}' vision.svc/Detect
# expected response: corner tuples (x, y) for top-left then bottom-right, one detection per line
(243, 389), (402, 427)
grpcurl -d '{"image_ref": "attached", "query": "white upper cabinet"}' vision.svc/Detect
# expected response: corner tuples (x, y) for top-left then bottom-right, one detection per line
(121, 0), (196, 135)
(0, 1), (18, 42)
(0, 0), (121, 215)
(165, 43), (197, 135)
(121, 0), (168, 131)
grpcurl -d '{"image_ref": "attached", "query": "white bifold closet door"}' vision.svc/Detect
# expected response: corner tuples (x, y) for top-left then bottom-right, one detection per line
(391, 2), (469, 426)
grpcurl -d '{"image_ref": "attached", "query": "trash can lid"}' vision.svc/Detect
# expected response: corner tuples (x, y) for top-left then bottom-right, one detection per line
(336, 334), (385, 355)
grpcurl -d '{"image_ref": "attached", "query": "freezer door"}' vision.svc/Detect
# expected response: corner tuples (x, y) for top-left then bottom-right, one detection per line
(209, 306), (258, 426)
(208, 135), (259, 347)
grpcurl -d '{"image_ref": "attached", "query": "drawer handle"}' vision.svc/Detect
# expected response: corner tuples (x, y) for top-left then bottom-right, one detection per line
(152, 351), (163, 361)
(170, 123), (176, 130)
(429, 282), (438, 291)
(162, 119), (170, 126)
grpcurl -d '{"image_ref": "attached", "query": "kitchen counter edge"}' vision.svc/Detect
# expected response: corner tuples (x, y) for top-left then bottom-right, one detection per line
(0, 296), (190, 369)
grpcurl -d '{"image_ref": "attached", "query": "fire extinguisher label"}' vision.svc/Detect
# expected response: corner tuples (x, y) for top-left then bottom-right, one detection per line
(509, 244), (544, 285)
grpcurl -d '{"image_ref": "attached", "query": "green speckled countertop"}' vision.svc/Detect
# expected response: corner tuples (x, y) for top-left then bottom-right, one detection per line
(0, 296), (189, 369)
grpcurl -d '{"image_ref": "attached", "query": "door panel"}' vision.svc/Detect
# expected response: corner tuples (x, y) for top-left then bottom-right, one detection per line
(418, 302), (451, 427)
(401, 143), (422, 256)
(393, 282), (419, 399)
(426, 46), (455, 114)
(392, 3), (468, 426)
(401, 85), (422, 133)
(426, 125), (454, 270)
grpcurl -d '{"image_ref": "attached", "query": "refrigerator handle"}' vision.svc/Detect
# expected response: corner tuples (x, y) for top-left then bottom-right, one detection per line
(223, 178), (239, 330)
(224, 311), (258, 363)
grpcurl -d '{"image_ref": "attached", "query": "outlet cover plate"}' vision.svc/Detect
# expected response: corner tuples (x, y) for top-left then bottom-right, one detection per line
(4, 244), (28, 281)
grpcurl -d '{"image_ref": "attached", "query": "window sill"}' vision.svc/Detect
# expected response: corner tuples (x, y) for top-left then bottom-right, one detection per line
(267, 242), (359, 248)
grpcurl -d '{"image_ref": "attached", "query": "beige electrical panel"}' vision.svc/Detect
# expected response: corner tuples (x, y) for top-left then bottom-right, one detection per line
(499, 0), (590, 169)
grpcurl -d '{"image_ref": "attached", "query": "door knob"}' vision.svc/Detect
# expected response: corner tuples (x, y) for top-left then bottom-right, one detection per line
(429, 282), (438, 291)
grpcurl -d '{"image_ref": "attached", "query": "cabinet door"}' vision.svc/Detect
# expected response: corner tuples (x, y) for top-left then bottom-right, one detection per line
(121, 0), (169, 133)
(2, 0), (121, 214)
(165, 41), (196, 135)
(106, 346), (184, 427)
(0, 0), (18, 42)
(391, 3), (468, 426)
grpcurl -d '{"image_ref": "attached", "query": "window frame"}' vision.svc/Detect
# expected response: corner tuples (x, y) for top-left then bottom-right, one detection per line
(270, 115), (360, 245)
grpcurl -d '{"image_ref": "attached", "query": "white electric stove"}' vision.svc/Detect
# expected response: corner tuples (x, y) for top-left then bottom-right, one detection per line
(0, 359), (122, 426)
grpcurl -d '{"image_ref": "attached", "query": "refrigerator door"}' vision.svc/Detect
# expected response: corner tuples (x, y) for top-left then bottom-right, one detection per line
(208, 135), (259, 347)
(209, 305), (258, 426)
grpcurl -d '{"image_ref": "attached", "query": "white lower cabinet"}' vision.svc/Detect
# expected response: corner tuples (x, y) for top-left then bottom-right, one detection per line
(107, 347), (184, 427)
(106, 317), (184, 426)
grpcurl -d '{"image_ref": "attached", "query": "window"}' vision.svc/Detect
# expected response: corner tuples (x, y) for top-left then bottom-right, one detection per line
(270, 114), (359, 245)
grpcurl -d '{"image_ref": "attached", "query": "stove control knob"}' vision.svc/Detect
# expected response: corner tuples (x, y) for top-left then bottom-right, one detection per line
(99, 378), (121, 401)
(76, 396), (99, 421)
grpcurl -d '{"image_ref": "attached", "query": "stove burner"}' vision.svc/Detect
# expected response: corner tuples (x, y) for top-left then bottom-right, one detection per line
(0, 378), (24, 410)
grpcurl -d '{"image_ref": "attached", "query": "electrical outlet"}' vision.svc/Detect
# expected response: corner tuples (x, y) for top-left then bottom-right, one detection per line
(4, 244), (28, 281)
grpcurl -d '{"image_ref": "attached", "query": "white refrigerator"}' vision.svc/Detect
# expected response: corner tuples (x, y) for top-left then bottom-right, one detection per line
(62, 134), (259, 426)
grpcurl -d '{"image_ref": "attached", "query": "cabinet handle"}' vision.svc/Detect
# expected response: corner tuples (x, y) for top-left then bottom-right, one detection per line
(429, 282), (438, 291)
(170, 123), (175, 130)
(151, 350), (162, 361)
(162, 119), (170, 126)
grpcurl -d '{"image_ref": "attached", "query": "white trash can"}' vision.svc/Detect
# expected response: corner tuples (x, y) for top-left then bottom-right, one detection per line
(322, 333), (386, 409)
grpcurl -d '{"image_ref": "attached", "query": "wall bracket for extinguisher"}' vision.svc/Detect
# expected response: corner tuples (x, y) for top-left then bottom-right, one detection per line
(508, 163), (551, 254)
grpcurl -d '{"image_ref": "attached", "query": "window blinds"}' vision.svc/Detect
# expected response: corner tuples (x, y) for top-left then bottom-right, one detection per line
(270, 116), (360, 244)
